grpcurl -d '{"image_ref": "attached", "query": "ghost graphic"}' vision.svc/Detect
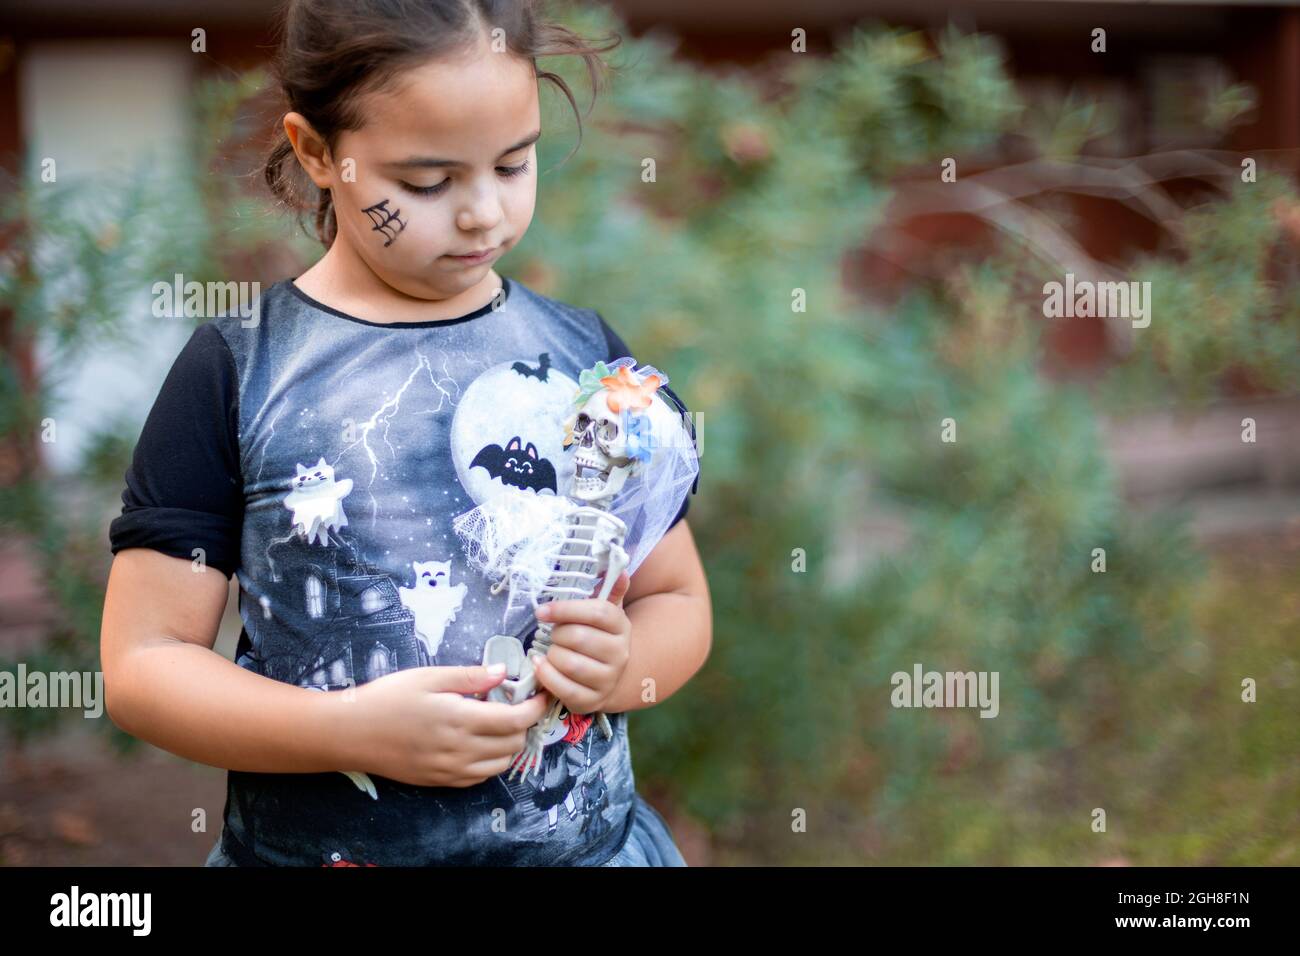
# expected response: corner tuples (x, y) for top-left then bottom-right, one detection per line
(398, 559), (468, 658)
(284, 457), (353, 546)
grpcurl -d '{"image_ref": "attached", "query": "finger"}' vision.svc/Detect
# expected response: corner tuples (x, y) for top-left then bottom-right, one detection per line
(456, 732), (520, 762)
(461, 753), (518, 781)
(607, 570), (631, 606)
(471, 745), (538, 784)
(534, 656), (600, 713)
(423, 664), (508, 696)
(548, 622), (619, 658)
(462, 728), (532, 761)
(544, 644), (611, 692)
(535, 597), (622, 630)
(490, 692), (552, 733)
(455, 690), (552, 734)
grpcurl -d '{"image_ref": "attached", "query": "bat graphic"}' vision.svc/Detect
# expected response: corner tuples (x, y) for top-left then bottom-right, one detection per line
(511, 353), (552, 382)
(470, 436), (558, 493)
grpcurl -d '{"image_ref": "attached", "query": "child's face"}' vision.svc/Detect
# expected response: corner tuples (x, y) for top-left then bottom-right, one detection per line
(323, 37), (539, 300)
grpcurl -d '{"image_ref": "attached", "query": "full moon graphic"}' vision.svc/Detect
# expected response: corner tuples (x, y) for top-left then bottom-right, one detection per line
(450, 357), (581, 506)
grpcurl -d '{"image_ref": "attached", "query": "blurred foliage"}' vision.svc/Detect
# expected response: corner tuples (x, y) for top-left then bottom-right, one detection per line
(795, 23), (1026, 174)
(528, 4), (1294, 858)
(0, 68), (305, 749)
(1107, 177), (1300, 404)
(1, 5), (1294, 863)
(0, 159), (206, 751)
(1022, 86), (1118, 160)
(1205, 80), (1258, 135)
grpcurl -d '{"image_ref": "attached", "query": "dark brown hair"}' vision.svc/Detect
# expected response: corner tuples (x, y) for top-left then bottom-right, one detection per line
(262, 0), (621, 248)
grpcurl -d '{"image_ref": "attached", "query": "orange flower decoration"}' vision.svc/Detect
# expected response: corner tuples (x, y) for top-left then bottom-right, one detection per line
(599, 365), (662, 414)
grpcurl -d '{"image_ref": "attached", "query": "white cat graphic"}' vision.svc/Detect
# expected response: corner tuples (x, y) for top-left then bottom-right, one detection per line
(398, 559), (468, 658)
(284, 457), (353, 546)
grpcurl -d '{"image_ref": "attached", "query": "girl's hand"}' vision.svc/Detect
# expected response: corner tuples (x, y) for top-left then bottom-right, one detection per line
(347, 665), (552, 788)
(531, 570), (632, 715)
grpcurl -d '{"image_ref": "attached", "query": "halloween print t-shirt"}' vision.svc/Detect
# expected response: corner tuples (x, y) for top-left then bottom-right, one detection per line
(107, 275), (698, 866)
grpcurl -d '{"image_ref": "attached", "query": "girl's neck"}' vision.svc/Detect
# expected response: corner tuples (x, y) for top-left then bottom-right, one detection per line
(293, 239), (504, 325)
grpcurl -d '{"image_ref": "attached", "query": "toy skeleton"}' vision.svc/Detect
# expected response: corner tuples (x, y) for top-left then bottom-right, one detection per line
(482, 375), (656, 780)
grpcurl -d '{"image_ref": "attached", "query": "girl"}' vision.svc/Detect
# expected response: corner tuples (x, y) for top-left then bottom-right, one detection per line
(100, 0), (710, 867)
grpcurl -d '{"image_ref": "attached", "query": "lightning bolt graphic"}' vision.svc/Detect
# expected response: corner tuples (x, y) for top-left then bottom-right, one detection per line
(334, 350), (459, 525)
(256, 399), (287, 482)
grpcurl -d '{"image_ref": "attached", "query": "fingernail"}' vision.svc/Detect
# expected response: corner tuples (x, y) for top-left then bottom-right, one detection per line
(487, 663), (506, 675)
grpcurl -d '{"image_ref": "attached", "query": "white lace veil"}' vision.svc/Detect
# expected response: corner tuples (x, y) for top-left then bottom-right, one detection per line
(452, 356), (699, 620)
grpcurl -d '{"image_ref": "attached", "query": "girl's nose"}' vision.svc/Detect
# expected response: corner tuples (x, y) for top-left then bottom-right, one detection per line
(456, 182), (505, 234)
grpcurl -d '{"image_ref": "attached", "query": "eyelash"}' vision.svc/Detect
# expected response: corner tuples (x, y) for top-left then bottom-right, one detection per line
(399, 160), (531, 197)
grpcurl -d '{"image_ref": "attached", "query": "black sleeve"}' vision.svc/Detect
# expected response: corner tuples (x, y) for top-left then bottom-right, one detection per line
(108, 322), (244, 578)
(595, 312), (699, 530)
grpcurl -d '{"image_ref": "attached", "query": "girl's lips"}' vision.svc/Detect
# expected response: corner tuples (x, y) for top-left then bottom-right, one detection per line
(446, 245), (498, 264)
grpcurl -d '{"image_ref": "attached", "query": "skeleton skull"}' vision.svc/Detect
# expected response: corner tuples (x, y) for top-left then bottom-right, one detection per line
(569, 390), (639, 504)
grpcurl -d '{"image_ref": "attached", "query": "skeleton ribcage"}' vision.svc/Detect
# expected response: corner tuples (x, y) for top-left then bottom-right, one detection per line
(530, 508), (625, 656)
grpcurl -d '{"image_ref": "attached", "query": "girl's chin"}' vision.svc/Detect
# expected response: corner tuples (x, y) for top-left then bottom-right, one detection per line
(376, 272), (469, 299)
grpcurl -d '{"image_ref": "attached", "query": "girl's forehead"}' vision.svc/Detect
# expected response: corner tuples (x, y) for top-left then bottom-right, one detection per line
(357, 48), (538, 149)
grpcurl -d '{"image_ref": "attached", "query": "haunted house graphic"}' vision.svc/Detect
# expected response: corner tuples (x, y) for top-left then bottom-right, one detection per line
(259, 529), (430, 690)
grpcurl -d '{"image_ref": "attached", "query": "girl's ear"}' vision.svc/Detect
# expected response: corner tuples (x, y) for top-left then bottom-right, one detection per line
(282, 111), (334, 190)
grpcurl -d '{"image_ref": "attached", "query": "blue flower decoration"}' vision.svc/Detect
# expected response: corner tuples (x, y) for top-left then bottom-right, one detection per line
(624, 411), (654, 463)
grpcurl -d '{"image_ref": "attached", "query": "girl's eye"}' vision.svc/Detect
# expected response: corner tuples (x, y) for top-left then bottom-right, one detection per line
(399, 179), (451, 197)
(497, 159), (531, 179)
(398, 161), (530, 197)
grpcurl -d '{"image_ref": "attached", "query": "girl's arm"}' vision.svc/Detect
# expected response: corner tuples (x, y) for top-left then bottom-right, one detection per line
(597, 518), (712, 714)
(101, 547), (360, 773)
